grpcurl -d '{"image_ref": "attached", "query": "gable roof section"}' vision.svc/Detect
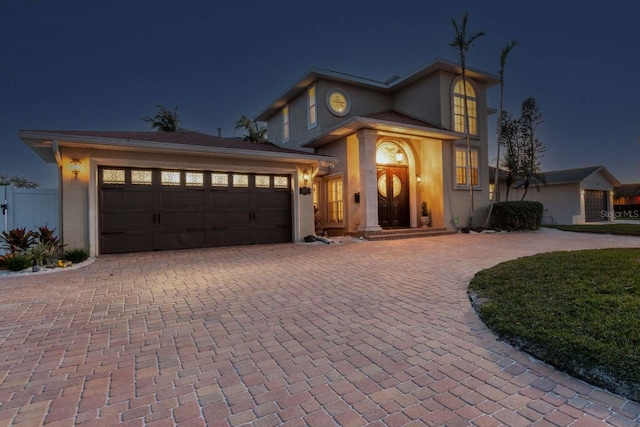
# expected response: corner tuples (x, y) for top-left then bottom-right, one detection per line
(489, 165), (621, 187)
(255, 57), (499, 121)
(301, 109), (463, 148)
(19, 130), (335, 165)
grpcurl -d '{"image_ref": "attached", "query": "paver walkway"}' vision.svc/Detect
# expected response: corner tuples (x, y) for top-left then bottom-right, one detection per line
(0, 228), (639, 426)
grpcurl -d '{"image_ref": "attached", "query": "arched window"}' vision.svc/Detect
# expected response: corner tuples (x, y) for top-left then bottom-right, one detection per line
(453, 79), (477, 135)
(376, 141), (408, 165)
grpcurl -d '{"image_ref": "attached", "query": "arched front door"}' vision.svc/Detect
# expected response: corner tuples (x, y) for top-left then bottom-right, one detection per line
(376, 142), (410, 228)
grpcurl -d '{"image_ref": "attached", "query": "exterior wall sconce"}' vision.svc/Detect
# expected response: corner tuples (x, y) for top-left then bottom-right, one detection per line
(71, 157), (81, 179)
(300, 168), (312, 195)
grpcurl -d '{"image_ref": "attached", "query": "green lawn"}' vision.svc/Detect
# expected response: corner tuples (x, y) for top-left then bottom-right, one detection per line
(544, 223), (640, 236)
(469, 249), (640, 401)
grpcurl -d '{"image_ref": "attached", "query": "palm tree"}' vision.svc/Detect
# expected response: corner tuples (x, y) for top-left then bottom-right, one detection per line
(485, 40), (518, 227)
(143, 104), (182, 132)
(235, 115), (267, 143)
(450, 12), (484, 228)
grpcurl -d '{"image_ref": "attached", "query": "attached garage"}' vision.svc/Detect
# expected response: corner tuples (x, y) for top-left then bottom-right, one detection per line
(20, 131), (336, 256)
(99, 167), (292, 253)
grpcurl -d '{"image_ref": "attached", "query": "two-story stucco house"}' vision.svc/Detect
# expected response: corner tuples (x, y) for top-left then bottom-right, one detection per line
(256, 58), (498, 235)
(20, 58), (498, 256)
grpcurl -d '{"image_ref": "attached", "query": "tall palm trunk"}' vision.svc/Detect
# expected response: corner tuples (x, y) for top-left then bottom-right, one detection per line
(485, 41), (517, 228)
(450, 12), (484, 228)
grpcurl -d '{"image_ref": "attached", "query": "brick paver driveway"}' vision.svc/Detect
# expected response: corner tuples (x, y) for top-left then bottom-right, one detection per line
(1, 229), (639, 426)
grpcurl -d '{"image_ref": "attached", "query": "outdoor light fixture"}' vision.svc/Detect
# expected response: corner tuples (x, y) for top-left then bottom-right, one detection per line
(71, 157), (81, 179)
(395, 149), (404, 164)
(299, 168), (312, 195)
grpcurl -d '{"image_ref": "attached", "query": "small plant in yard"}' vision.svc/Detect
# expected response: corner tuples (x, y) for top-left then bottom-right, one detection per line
(3, 253), (31, 272)
(63, 248), (89, 264)
(1, 227), (36, 254)
(27, 241), (62, 267)
(469, 248), (640, 401)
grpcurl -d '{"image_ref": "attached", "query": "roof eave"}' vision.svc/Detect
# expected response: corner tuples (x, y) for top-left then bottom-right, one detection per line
(300, 116), (464, 148)
(18, 131), (337, 165)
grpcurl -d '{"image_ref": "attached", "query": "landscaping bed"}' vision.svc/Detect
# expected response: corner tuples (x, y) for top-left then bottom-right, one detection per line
(469, 248), (640, 402)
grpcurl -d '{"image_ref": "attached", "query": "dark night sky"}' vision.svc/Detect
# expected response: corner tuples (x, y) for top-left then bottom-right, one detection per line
(1, 0), (638, 187)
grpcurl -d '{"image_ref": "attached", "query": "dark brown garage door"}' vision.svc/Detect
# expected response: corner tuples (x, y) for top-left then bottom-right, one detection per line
(584, 190), (607, 222)
(99, 167), (292, 254)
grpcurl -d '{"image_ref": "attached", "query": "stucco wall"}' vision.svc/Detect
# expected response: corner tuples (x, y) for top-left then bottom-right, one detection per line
(392, 74), (442, 124)
(266, 80), (391, 147)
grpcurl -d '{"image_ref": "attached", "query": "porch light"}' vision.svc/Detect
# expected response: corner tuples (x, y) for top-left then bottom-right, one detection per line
(71, 157), (81, 179)
(395, 149), (404, 164)
(300, 168), (312, 195)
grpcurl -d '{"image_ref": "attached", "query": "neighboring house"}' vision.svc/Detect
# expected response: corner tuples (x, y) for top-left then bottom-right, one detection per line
(20, 57), (498, 256)
(614, 183), (640, 205)
(490, 166), (620, 224)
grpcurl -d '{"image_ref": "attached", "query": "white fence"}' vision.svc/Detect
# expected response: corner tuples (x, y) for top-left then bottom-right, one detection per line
(1, 185), (59, 234)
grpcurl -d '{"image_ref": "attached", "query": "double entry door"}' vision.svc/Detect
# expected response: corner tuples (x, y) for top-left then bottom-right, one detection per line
(377, 166), (409, 228)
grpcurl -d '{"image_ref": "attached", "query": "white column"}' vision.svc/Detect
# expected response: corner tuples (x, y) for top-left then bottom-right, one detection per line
(357, 129), (382, 232)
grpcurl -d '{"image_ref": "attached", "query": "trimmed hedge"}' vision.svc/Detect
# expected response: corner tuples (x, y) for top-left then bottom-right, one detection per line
(490, 201), (543, 231)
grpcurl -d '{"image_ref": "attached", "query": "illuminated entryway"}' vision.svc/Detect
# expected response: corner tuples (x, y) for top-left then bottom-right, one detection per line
(376, 142), (410, 228)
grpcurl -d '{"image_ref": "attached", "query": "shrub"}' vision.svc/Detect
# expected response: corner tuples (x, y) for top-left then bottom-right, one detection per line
(27, 241), (62, 267)
(4, 253), (31, 271)
(35, 225), (61, 247)
(63, 248), (89, 264)
(1, 228), (36, 254)
(490, 201), (543, 231)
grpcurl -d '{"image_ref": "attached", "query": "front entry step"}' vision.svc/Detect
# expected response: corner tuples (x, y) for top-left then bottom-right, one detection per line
(360, 227), (456, 241)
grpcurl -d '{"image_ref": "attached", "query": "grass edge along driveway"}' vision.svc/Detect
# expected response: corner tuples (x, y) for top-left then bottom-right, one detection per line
(468, 248), (640, 402)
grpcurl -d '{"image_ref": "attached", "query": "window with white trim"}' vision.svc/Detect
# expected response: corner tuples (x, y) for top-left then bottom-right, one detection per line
(453, 79), (477, 135)
(308, 85), (317, 129)
(326, 176), (344, 224)
(283, 104), (290, 143)
(455, 147), (479, 187)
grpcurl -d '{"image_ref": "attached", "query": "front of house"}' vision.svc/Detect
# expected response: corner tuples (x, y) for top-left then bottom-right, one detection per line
(256, 59), (498, 235)
(20, 58), (498, 255)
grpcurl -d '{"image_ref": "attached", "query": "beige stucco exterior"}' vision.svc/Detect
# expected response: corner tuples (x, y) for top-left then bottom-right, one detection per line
(258, 60), (497, 233)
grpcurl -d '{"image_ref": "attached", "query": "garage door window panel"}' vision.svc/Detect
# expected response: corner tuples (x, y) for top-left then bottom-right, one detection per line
(161, 171), (181, 186)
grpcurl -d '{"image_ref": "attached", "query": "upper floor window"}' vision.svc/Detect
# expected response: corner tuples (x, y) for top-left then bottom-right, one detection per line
(453, 80), (477, 135)
(283, 104), (290, 143)
(308, 85), (317, 129)
(455, 147), (479, 187)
